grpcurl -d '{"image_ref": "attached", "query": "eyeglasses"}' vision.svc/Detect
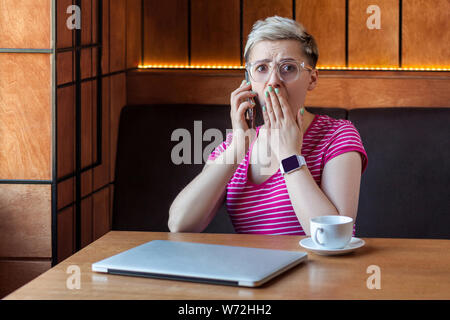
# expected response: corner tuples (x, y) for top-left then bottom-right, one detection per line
(245, 60), (313, 83)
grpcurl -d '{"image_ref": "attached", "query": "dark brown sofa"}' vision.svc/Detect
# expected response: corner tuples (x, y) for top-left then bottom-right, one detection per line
(112, 104), (450, 239)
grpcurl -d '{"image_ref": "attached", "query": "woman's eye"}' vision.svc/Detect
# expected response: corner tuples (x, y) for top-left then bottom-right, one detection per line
(255, 64), (268, 72)
(281, 64), (296, 73)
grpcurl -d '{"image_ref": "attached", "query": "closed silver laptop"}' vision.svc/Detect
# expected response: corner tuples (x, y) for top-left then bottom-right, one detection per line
(92, 240), (307, 287)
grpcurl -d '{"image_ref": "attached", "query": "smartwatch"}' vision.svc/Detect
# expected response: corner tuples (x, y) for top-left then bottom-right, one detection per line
(280, 155), (307, 175)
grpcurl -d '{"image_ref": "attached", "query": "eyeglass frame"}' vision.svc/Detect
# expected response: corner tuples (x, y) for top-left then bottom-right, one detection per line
(245, 59), (314, 83)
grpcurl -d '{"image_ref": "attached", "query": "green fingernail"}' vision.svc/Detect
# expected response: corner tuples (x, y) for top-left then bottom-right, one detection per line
(268, 86), (273, 92)
(265, 91), (269, 97)
(262, 105), (266, 112)
(275, 88), (279, 94)
(300, 107), (305, 115)
(246, 81), (251, 85)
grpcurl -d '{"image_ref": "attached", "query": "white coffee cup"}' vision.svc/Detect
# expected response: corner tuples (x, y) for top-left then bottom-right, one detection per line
(310, 215), (354, 249)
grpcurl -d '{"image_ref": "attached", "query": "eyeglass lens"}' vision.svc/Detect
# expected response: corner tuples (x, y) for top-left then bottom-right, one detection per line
(250, 62), (299, 82)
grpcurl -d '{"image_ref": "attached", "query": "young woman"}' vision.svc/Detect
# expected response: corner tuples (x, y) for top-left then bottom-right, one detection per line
(168, 16), (368, 236)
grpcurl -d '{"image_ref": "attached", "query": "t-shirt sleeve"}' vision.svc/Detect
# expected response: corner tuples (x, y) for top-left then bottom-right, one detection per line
(207, 132), (234, 161)
(324, 121), (368, 174)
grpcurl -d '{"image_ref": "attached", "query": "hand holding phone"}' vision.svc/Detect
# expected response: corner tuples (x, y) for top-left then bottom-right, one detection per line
(231, 72), (262, 132)
(245, 71), (256, 129)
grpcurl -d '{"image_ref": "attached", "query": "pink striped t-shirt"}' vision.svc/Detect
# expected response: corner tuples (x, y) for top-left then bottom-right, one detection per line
(208, 114), (368, 235)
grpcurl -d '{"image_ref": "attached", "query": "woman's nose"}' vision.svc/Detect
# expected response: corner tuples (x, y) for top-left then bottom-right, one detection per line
(266, 67), (282, 89)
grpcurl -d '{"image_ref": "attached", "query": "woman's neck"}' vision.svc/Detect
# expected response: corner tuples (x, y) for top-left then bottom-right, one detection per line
(302, 110), (316, 134)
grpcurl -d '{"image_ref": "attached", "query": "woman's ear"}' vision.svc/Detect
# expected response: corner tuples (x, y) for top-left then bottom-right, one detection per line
(307, 69), (319, 91)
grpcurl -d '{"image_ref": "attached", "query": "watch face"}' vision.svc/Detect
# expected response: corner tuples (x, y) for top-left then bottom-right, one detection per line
(281, 155), (300, 172)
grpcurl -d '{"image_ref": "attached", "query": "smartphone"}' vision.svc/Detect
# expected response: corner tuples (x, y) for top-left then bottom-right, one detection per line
(244, 70), (256, 129)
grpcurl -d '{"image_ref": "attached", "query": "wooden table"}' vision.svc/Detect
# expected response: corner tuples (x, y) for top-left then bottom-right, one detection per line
(4, 231), (450, 300)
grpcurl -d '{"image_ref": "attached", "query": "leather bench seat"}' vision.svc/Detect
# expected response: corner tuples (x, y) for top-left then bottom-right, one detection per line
(112, 104), (449, 239)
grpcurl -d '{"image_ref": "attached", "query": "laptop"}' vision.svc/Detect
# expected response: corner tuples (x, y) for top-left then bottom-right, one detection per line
(92, 240), (307, 287)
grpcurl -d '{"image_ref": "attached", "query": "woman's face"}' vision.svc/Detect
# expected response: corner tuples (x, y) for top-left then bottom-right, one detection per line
(247, 40), (318, 114)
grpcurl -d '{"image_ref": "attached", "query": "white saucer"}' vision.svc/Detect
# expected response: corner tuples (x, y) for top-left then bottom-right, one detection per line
(299, 237), (365, 256)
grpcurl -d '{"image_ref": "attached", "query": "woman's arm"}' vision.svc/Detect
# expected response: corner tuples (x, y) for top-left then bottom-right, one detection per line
(168, 79), (258, 232)
(320, 151), (362, 221)
(283, 151), (362, 235)
(168, 142), (244, 233)
(261, 86), (364, 235)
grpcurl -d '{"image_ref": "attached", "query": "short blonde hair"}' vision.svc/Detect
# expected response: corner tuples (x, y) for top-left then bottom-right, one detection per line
(244, 15), (319, 69)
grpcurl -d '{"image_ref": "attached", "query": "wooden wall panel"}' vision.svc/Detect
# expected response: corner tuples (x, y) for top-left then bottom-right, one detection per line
(403, 0), (450, 68)
(92, 81), (98, 165)
(57, 0), (74, 48)
(81, 81), (94, 197)
(0, 184), (51, 258)
(102, 0), (110, 73)
(0, 53), (52, 180)
(92, 0), (98, 44)
(306, 72), (450, 108)
(242, 0), (292, 63)
(143, 0), (188, 65)
(76, 188), (111, 250)
(127, 70), (242, 105)
(81, 165), (93, 199)
(93, 187), (111, 241)
(57, 85), (75, 178)
(0, 0), (51, 49)
(1, 1), (55, 299)
(109, 185), (114, 229)
(0, 260), (51, 299)
(191, 0), (240, 66)
(81, 197), (93, 248)
(93, 77), (111, 190)
(139, 0), (449, 70)
(127, 70), (450, 108)
(126, 0), (142, 68)
(109, 73), (127, 182)
(57, 177), (75, 210)
(110, 0), (126, 72)
(57, 206), (75, 263)
(92, 47), (99, 77)
(53, 0), (126, 259)
(296, 0), (346, 67)
(81, 48), (93, 80)
(81, 0), (92, 45)
(57, 51), (74, 85)
(348, 0), (399, 67)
